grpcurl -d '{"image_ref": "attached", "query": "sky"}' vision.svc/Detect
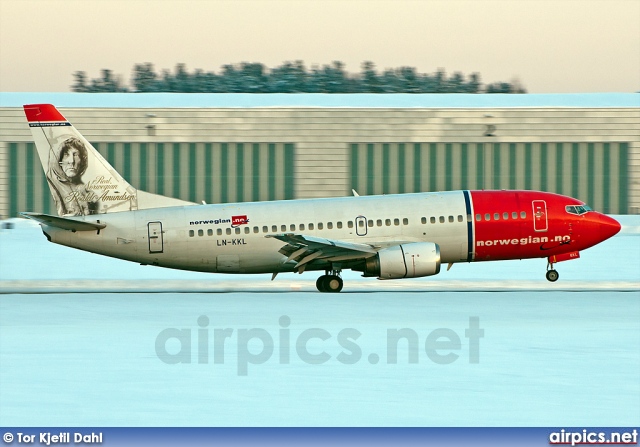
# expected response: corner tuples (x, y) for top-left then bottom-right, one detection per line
(0, 0), (639, 93)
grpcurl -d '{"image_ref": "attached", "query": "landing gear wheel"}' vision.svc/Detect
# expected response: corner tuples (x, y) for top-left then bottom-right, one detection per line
(546, 269), (559, 282)
(316, 274), (343, 293)
(324, 275), (343, 293)
(316, 275), (328, 292)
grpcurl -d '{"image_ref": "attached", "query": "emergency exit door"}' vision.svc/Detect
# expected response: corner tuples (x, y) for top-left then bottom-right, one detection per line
(148, 221), (164, 253)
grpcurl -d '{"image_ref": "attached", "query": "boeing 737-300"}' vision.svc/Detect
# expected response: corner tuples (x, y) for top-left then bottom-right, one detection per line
(20, 104), (621, 292)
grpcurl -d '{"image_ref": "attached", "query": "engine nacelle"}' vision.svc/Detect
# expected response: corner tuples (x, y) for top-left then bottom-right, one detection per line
(360, 242), (441, 279)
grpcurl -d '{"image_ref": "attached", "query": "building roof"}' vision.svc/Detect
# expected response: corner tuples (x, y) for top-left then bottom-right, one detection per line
(0, 92), (638, 108)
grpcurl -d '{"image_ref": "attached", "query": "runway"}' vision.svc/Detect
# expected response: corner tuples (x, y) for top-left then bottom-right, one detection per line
(0, 290), (638, 426)
(1, 218), (638, 426)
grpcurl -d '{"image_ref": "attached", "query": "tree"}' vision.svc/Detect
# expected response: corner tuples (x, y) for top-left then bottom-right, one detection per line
(448, 72), (465, 93)
(71, 71), (89, 92)
(434, 68), (447, 93)
(132, 63), (158, 92)
(174, 63), (193, 92)
(397, 67), (420, 93)
(235, 62), (267, 92)
(70, 61), (526, 93)
(269, 60), (308, 92)
(467, 73), (481, 93)
(361, 61), (382, 93)
(486, 82), (513, 93)
(88, 69), (126, 92)
(319, 61), (349, 93)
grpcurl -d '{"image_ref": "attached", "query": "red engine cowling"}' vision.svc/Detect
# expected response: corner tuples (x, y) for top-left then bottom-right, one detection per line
(360, 242), (441, 279)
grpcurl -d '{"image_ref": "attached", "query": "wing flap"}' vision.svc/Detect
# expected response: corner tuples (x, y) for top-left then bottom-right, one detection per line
(267, 233), (377, 272)
(20, 212), (106, 232)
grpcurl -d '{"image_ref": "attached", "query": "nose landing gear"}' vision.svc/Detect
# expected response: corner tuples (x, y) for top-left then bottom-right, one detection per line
(316, 269), (344, 293)
(546, 261), (559, 282)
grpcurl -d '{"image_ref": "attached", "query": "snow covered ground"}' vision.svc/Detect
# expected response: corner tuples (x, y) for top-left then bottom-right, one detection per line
(0, 216), (638, 427)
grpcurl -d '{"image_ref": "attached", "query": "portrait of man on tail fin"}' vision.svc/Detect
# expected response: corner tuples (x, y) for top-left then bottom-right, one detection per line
(47, 137), (99, 216)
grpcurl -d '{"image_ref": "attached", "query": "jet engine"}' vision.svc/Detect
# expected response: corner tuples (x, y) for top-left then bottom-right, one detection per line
(358, 242), (441, 279)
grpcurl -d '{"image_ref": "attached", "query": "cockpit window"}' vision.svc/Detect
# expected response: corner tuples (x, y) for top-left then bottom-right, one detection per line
(565, 205), (592, 215)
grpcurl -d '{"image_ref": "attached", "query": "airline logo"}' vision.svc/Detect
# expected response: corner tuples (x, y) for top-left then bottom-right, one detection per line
(232, 215), (249, 227)
(24, 104), (70, 127)
(188, 215), (250, 227)
(476, 235), (571, 247)
(189, 218), (231, 226)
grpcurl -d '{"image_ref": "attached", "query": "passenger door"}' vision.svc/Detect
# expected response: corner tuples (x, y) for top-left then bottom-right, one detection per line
(148, 221), (164, 253)
(532, 200), (548, 232)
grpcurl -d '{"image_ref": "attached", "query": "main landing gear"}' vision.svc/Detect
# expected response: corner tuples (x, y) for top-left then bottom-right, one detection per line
(546, 261), (559, 282)
(316, 269), (344, 293)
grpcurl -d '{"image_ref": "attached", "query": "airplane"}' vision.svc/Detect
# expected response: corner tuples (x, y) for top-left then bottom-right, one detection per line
(20, 104), (621, 292)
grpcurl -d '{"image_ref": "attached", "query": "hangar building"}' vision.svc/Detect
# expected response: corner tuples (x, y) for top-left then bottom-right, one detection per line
(0, 93), (638, 218)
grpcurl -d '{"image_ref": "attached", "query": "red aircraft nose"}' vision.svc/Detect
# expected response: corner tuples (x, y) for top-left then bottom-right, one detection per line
(599, 214), (621, 241)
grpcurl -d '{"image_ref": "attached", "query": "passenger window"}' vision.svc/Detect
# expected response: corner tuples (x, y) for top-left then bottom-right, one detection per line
(467, 214), (472, 222)
(197, 229), (203, 236)
(448, 216), (454, 223)
(503, 212), (509, 220)
(439, 216), (445, 223)
(337, 221), (343, 229)
(348, 221), (353, 229)
(207, 229), (213, 236)
(494, 213), (500, 220)
(512, 212), (518, 219)
(394, 218), (400, 226)
(300, 224), (305, 231)
(253, 227), (259, 234)
(421, 217), (426, 224)
(263, 226), (268, 233)
(218, 229), (223, 235)
(403, 218), (408, 225)
(189, 230), (195, 237)
(290, 224), (296, 231)
(245, 227), (250, 234)
(458, 215), (464, 222)
(327, 222), (333, 229)
(484, 214), (490, 221)
(377, 219), (382, 227)
(226, 228), (232, 235)
(309, 223), (314, 230)
(235, 228), (241, 234)
(430, 217), (436, 224)
(270, 225), (276, 232)
(385, 219), (391, 226)
(520, 211), (526, 218)
(318, 223), (323, 230)
(281, 225), (286, 232)
(368, 220), (373, 228)
(476, 214), (481, 221)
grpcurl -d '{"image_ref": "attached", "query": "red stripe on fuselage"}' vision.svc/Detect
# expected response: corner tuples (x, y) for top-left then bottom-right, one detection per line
(470, 190), (584, 261)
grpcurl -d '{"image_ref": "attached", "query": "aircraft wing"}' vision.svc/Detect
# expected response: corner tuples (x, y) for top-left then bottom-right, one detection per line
(267, 233), (378, 273)
(20, 212), (106, 232)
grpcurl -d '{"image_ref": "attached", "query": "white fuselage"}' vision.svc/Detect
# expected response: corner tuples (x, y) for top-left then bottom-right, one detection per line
(44, 191), (470, 274)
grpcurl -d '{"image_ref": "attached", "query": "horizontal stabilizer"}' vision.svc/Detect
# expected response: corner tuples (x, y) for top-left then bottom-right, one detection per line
(20, 212), (106, 232)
